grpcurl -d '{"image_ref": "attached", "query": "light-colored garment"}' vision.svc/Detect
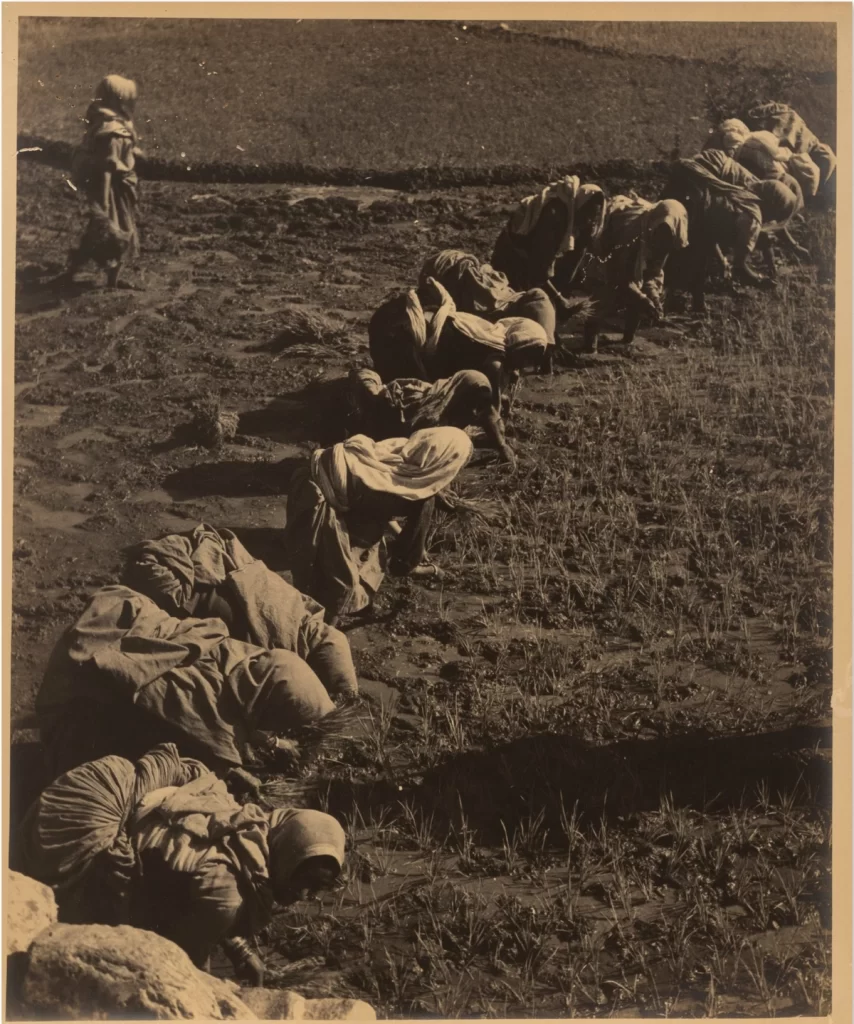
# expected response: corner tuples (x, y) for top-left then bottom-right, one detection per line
(704, 118), (751, 155)
(418, 251), (557, 344)
(746, 102), (819, 155)
(313, 428), (473, 508)
(124, 525), (326, 645)
(14, 744), (206, 896)
(268, 808), (347, 879)
(746, 102), (836, 190)
(591, 195), (689, 294)
(418, 250), (523, 312)
(285, 428), (471, 617)
(401, 280), (508, 377)
(497, 316), (553, 357)
(508, 176), (605, 255)
(16, 744), (345, 957)
(350, 368), (492, 436)
(70, 95), (140, 267)
(786, 153), (822, 198)
(735, 131), (789, 180)
(38, 586), (335, 771)
(122, 524), (357, 697)
(677, 150), (763, 213)
(750, 178), (800, 231)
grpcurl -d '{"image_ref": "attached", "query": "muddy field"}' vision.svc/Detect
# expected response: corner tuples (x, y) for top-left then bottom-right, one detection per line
(12, 151), (833, 1017)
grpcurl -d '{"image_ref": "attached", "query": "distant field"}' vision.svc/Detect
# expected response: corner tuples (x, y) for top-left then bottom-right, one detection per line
(16, 18), (836, 171)
(491, 20), (837, 71)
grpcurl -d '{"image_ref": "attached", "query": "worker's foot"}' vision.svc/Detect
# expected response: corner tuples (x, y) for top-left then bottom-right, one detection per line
(498, 445), (517, 470)
(409, 561), (445, 579)
(733, 265), (772, 289)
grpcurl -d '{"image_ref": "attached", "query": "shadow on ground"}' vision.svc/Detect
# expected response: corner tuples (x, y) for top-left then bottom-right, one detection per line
(161, 456), (304, 500)
(324, 721), (832, 843)
(239, 377), (352, 448)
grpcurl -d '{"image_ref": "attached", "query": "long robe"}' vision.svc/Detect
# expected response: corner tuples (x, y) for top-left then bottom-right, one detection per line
(38, 586), (335, 777)
(70, 103), (140, 268)
(15, 743), (345, 966)
(123, 524), (358, 697)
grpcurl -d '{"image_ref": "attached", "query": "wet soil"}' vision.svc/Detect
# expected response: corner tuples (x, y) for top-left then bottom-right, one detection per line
(12, 160), (833, 1017)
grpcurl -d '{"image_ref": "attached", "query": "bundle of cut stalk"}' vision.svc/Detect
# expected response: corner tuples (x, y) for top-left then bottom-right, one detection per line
(246, 307), (345, 354)
(187, 392), (239, 449)
(436, 489), (506, 527)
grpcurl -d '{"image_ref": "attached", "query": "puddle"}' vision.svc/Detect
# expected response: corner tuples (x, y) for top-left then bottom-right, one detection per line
(223, 338), (266, 363)
(359, 678), (403, 708)
(16, 498), (89, 531)
(55, 427), (115, 450)
(15, 306), (67, 326)
(131, 488), (175, 505)
(16, 404), (67, 429)
(155, 512), (203, 534)
(282, 185), (408, 210)
(55, 482), (96, 502)
(105, 310), (140, 336)
(59, 450), (96, 468)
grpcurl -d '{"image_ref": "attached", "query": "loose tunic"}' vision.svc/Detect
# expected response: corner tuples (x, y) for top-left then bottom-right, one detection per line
(71, 104), (140, 268)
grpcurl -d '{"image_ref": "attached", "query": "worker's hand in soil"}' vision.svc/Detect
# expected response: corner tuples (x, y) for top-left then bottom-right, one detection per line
(225, 766), (264, 804)
(269, 736), (302, 772)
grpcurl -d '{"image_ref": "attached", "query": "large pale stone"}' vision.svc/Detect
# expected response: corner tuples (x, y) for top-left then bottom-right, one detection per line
(239, 988), (306, 1019)
(304, 997), (377, 1020)
(238, 989), (376, 1021)
(6, 870), (57, 955)
(22, 923), (257, 1020)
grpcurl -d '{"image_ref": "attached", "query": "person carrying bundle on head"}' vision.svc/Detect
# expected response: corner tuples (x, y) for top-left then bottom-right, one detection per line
(14, 742), (346, 985)
(66, 75), (142, 288)
(284, 426), (472, 625)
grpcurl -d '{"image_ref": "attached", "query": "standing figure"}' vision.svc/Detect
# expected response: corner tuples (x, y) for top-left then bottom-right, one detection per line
(67, 75), (141, 288)
(284, 427), (472, 624)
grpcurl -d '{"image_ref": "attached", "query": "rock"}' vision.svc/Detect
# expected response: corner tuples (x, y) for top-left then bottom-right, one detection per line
(304, 997), (377, 1020)
(22, 923), (257, 1020)
(6, 870), (57, 955)
(238, 990), (376, 1021)
(240, 988), (306, 1019)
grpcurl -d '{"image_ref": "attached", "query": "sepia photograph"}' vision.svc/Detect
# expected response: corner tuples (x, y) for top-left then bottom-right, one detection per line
(4, 4), (850, 1020)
